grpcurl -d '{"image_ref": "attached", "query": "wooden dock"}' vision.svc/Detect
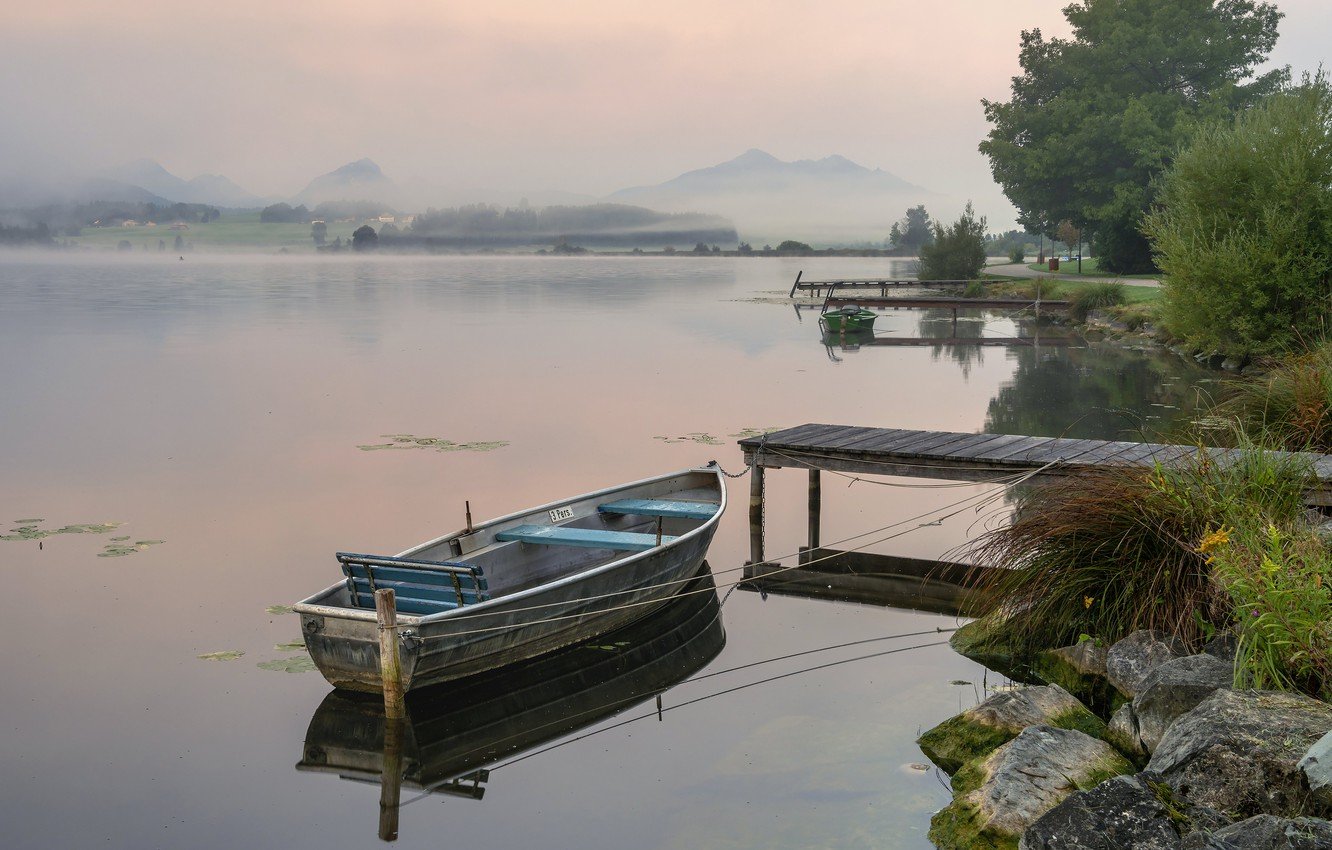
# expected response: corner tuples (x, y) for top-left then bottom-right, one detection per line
(736, 423), (1332, 564)
(789, 272), (981, 298)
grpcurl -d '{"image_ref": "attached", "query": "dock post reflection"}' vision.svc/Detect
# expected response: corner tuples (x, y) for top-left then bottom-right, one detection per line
(378, 717), (404, 841)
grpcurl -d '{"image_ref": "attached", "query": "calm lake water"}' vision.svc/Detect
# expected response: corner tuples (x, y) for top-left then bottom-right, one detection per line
(0, 254), (1207, 849)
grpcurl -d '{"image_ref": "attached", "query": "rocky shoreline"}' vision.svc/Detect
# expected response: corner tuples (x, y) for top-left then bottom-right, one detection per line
(920, 626), (1332, 848)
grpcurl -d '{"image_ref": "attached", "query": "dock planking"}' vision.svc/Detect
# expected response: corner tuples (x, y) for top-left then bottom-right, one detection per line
(738, 423), (1332, 501)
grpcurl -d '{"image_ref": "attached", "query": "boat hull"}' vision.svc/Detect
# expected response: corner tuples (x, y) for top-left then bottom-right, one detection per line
(296, 467), (725, 693)
(820, 309), (876, 331)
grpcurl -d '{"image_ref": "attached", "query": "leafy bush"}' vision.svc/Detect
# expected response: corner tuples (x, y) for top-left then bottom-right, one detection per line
(776, 239), (812, 252)
(918, 202), (986, 281)
(1008, 245), (1025, 264)
(1145, 78), (1332, 356)
(962, 441), (1314, 654)
(1068, 282), (1127, 322)
(963, 280), (987, 298)
(1209, 521), (1332, 699)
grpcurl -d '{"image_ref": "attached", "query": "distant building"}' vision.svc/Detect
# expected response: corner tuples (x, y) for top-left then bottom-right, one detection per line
(121, 220), (138, 227)
(377, 215), (395, 224)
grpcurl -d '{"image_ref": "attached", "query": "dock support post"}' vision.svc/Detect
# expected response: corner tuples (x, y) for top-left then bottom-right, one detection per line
(749, 464), (765, 564)
(374, 589), (405, 720)
(807, 468), (821, 550)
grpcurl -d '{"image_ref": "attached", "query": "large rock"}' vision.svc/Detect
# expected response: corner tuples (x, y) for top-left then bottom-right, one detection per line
(918, 684), (1107, 774)
(1019, 774), (1186, 849)
(1148, 689), (1332, 820)
(1298, 730), (1332, 808)
(1182, 814), (1332, 849)
(930, 725), (1133, 850)
(1107, 703), (1150, 764)
(1134, 654), (1234, 753)
(949, 618), (1040, 684)
(1107, 630), (1190, 697)
(1034, 641), (1119, 714)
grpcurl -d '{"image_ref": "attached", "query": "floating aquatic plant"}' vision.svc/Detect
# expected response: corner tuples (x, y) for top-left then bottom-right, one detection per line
(729, 427), (783, 439)
(274, 641), (306, 652)
(266, 604), (295, 615)
(98, 540), (164, 558)
(198, 650), (245, 662)
(0, 519), (124, 541)
(655, 427), (783, 445)
(654, 432), (723, 445)
(258, 656), (318, 673)
(358, 435), (509, 452)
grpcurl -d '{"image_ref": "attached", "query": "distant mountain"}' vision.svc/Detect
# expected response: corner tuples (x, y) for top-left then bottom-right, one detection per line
(100, 160), (263, 207)
(609, 149), (932, 243)
(294, 158), (396, 205)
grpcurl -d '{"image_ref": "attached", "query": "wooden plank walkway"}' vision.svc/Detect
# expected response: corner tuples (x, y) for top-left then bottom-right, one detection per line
(736, 423), (1332, 564)
(819, 295), (1069, 310)
(790, 275), (979, 298)
(738, 423), (1332, 487)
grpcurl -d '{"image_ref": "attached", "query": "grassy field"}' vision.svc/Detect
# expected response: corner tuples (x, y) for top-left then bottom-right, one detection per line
(67, 211), (364, 253)
(1026, 257), (1159, 280)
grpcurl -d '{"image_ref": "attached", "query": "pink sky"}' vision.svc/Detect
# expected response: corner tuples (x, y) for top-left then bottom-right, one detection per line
(3, 0), (1326, 228)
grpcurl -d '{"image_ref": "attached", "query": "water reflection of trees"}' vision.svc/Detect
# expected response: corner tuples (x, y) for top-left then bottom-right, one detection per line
(984, 343), (1208, 441)
(916, 308), (988, 377)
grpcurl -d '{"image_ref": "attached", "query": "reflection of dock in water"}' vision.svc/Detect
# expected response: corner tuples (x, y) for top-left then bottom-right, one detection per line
(296, 568), (725, 840)
(794, 302), (1077, 349)
(740, 549), (986, 617)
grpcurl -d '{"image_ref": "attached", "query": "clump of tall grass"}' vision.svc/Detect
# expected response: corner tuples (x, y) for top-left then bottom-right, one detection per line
(1068, 282), (1126, 323)
(1216, 339), (1332, 452)
(962, 440), (1314, 654)
(1209, 520), (1332, 699)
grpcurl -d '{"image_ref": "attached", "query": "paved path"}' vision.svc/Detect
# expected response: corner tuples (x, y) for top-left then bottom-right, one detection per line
(986, 261), (1161, 288)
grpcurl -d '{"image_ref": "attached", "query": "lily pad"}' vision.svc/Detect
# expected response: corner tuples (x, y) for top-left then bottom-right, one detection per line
(1, 519), (124, 542)
(258, 656), (318, 673)
(97, 539), (163, 558)
(654, 432), (724, 445)
(198, 650), (245, 661)
(275, 641), (306, 652)
(358, 434), (509, 453)
(729, 427), (784, 439)
(266, 604), (296, 615)
(110, 536), (130, 542)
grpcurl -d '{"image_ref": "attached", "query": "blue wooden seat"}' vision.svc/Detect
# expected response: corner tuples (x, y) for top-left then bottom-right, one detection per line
(495, 524), (676, 552)
(597, 498), (719, 521)
(338, 552), (489, 616)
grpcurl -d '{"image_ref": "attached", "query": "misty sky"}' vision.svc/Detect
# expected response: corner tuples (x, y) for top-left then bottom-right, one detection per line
(3, 0), (1328, 227)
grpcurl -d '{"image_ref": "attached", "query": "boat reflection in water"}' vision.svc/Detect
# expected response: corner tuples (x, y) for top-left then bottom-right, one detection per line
(296, 565), (725, 840)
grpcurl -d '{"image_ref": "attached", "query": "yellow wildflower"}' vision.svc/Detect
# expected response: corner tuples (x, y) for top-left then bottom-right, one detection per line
(1197, 526), (1232, 556)
(1084, 596), (1095, 609)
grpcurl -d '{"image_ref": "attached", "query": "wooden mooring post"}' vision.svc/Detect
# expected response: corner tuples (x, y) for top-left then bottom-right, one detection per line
(374, 589), (405, 720)
(749, 464), (765, 564)
(807, 468), (821, 550)
(378, 716), (404, 841)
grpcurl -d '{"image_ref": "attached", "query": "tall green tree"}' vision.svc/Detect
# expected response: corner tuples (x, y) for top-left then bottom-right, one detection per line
(892, 205), (934, 253)
(1145, 79), (1332, 356)
(980, 0), (1285, 274)
(918, 203), (987, 281)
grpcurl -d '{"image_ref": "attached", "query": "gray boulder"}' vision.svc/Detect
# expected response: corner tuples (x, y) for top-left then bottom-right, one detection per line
(1204, 634), (1239, 663)
(930, 725), (1133, 849)
(1107, 630), (1190, 697)
(1148, 690), (1332, 820)
(918, 684), (1107, 774)
(1298, 730), (1332, 808)
(1107, 703), (1150, 763)
(1019, 774), (1185, 849)
(1134, 654), (1234, 753)
(1035, 641), (1119, 713)
(1182, 814), (1332, 849)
